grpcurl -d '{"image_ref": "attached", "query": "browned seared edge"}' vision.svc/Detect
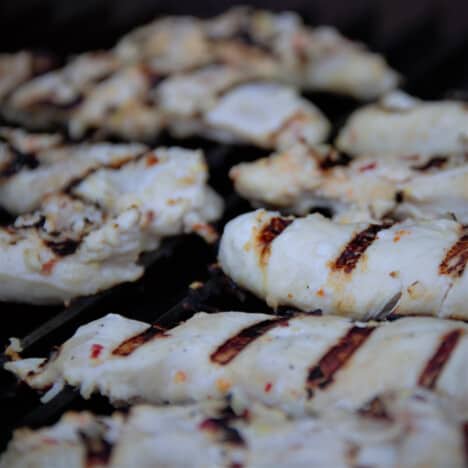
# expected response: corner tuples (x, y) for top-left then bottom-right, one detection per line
(333, 225), (385, 274)
(306, 326), (375, 398)
(79, 424), (114, 467)
(357, 396), (392, 421)
(211, 317), (289, 365)
(411, 156), (448, 171)
(257, 216), (292, 265)
(418, 329), (463, 389)
(439, 230), (468, 277)
(112, 325), (168, 356)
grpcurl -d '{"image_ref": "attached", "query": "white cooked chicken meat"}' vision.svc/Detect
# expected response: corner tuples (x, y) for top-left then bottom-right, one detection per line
(0, 147), (222, 304)
(3, 51), (121, 129)
(0, 195), (144, 305)
(337, 91), (468, 157)
(219, 210), (468, 319)
(70, 147), (223, 248)
(1, 391), (466, 468)
(116, 6), (399, 99)
(5, 311), (468, 414)
(68, 64), (166, 141)
(0, 127), (147, 214)
(230, 143), (468, 222)
(168, 81), (330, 149)
(0, 51), (55, 103)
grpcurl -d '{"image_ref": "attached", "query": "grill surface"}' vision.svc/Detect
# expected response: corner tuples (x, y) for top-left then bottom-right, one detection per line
(1, 0), (468, 451)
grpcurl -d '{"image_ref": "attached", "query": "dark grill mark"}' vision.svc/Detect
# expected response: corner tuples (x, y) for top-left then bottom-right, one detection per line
(0, 142), (39, 178)
(439, 231), (468, 277)
(79, 426), (113, 467)
(333, 224), (385, 273)
(257, 216), (292, 265)
(63, 153), (146, 194)
(463, 422), (468, 465)
(232, 30), (272, 54)
(139, 64), (166, 88)
(418, 329), (462, 389)
(412, 156), (448, 171)
(358, 396), (392, 421)
(199, 418), (245, 447)
(35, 93), (83, 110)
(112, 325), (168, 356)
(318, 149), (352, 170)
(45, 239), (80, 256)
(211, 317), (289, 365)
(306, 326), (375, 398)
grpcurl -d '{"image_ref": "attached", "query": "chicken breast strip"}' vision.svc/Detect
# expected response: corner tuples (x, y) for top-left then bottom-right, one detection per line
(0, 51), (55, 103)
(219, 210), (468, 319)
(337, 91), (468, 157)
(0, 195), (144, 305)
(5, 311), (468, 414)
(230, 143), (468, 222)
(1, 391), (466, 468)
(0, 147), (222, 304)
(68, 62), (329, 147)
(0, 127), (147, 214)
(167, 82), (330, 150)
(117, 6), (398, 99)
(2, 51), (121, 129)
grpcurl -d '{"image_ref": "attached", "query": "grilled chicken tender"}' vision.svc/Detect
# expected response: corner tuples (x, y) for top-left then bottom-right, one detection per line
(219, 210), (468, 319)
(168, 82), (330, 149)
(0, 51), (55, 102)
(3, 51), (121, 128)
(337, 91), (468, 157)
(6, 311), (468, 414)
(0, 148), (222, 304)
(1, 392), (466, 468)
(114, 15), (211, 72)
(0, 195), (144, 305)
(205, 7), (399, 99)
(117, 6), (398, 99)
(68, 65), (166, 141)
(0, 127), (147, 214)
(70, 147), (223, 247)
(230, 143), (468, 222)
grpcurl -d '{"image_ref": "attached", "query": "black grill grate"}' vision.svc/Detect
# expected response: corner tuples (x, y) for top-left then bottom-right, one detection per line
(1, 1), (468, 451)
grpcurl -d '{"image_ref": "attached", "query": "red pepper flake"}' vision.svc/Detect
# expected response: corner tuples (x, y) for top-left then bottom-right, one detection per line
(146, 154), (159, 167)
(358, 162), (377, 172)
(90, 344), (104, 359)
(41, 259), (57, 275)
(264, 382), (273, 393)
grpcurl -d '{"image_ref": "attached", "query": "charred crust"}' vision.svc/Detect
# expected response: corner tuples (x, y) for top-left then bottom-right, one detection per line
(257, 216), (292, 265)
(199, 417), (246, 447)
(211, 317), (289, 365)
(45, 239), (80, 256)
(333, 224), (386, 273)
(306, 326), (375, 397)
(112, 325), (168, 357)
(0, 141), (39, 178)
(139, 64), (166, 88)
(78, 425), (113, 466)
(358, 396), (392, 421)
(463, 422), (468, 465)
(319, 150), (352, 170)
(418, 329), (462, 389)
(439, 230), (468, 277)
(411, 156), (448, 171)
